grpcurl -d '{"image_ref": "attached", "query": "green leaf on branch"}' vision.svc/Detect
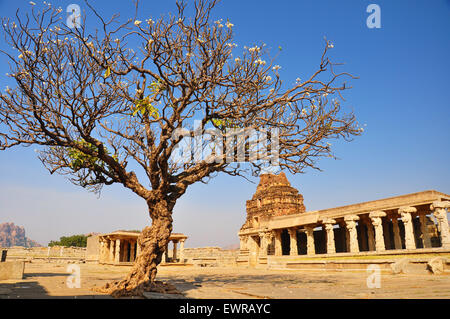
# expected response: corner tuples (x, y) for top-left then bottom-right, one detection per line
(132, 96), (160, 119)
(67, 139), (114, 172)
(210, 118), (235, 129)
(131, 79), (166, 119)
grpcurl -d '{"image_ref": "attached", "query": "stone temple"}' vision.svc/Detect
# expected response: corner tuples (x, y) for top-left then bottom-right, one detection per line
(237, 173), (450, 268)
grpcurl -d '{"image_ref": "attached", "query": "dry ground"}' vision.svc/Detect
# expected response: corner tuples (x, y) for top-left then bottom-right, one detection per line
(0, 262), (449, 299)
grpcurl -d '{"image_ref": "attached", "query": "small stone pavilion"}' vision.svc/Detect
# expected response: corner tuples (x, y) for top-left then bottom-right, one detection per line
(86, 231), (188, 265)
(237, 173), (450, 267)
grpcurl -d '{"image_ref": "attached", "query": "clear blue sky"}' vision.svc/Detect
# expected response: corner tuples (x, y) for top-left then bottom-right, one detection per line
(0, 0), (449, 247)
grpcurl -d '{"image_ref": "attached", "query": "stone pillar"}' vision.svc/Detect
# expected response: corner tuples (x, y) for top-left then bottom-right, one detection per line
(130, 241), (136, 262)
(173, 241), (178, 261)
(274, 230), (282, 256)
(59, 246), (64, 257)
(164, 243), (169, 263)
(179, 239), (186, 263)
(419, 214), (432, 248)
(383, 219), (391, 249)
(369, 211), (386, 252)
(304, 226), (315, 255)
(359, 222), (368, 251)
(123, 240), (129, 262)
(239, 235), (248, 251)
(288, 228), (298, 256)
(338, 222), (348, 252)
(103, 240), (109, 262)
(344, 215), (360, 253)
(98, 240), (104, 262)
(259, 231), (272, 256)
(344, 225), (350, 252)
(365, 220), (375, 251)
(399, 206), (417, 250)
(109, 239), (115, 262)
(249, 236), (258, 255)
(136, 240), (141, 259)
(114, 239), (121, 263)
(430, 201), (450, 249)
(391, 217), (402, 249)
(161, 243), (167, 263)
(322, 219), (336, 254)
(258, 232), (266, 256)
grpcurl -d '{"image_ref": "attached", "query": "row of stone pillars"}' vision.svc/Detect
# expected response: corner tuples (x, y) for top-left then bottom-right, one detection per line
(100, 237), (187, 264)
(241, 202), (450, 257)
(100, 238), (139, 263)
(162, 239), (186, 263)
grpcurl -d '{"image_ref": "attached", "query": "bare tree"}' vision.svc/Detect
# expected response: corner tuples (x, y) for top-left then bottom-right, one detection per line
(0, 0), (362, 296)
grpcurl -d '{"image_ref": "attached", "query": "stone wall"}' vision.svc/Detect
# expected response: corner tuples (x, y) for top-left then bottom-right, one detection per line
(1, 245), (240, 267)
(85, 235), (100, 262)
(180, 247), (240, 267)
(2, 246), (86, 263)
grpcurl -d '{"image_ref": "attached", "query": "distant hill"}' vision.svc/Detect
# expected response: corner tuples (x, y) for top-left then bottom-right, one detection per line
(0, 222), (41, 247)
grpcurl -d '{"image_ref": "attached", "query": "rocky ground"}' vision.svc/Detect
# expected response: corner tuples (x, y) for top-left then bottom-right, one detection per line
(0, 262), (449, 299)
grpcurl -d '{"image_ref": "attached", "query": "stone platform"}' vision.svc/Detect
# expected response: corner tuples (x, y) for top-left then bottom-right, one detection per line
(258, 249), (450, 273)
(0, 261), (25, 280)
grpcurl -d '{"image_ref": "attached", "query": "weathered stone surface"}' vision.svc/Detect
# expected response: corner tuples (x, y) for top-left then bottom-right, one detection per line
(344, 215), (360, 253)
(391, 258), (410, 274)
(243, 173), (306, 229)
(0, 261), (25, 280)
(390, 258), (426, 274)
(304, 226), (315, 255)
(430, 201), (450, 209)
(369, 212), (386, 252)
(427, 257), (446, 274)
(430, 201), (450, 249)
(398, 206), (417, 214)
(369, 211), (386, 219)
(288, 228), (298, 256)
(238, 173), (450, 269)
(399, 208), (417, 250)
(321, 219), (336, 254)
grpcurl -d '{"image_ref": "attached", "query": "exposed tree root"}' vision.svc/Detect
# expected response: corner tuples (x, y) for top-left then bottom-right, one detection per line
(93, 206), (175, 298)
(93, 279), (180, 298)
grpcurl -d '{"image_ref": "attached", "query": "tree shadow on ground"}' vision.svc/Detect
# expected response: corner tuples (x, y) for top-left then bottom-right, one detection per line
(158, 273), (336, 286)
(0, 280), (49, 298)
(154, 272), (339, 298)
(24, 273), (70, 278)
(0, 279), (116, 299)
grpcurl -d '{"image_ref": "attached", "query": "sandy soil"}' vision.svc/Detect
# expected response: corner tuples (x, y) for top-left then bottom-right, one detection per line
(0, 262), (449, 299)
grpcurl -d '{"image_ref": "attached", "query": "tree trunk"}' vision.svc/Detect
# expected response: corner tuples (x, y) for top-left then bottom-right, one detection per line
(95, 199), (177, 297)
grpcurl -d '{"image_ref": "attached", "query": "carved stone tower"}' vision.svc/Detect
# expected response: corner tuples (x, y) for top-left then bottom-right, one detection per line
(241, 172), (306, 230)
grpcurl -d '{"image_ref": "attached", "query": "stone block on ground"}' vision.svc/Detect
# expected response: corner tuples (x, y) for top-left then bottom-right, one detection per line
(390, 258), (427, 274)
(391, 258), (409, 274)
(0, 261), (25, 280)
(427, 257), (446, 274)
